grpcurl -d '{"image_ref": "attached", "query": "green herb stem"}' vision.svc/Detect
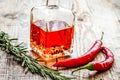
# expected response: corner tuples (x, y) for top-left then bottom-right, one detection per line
(0, 31), (70, 80)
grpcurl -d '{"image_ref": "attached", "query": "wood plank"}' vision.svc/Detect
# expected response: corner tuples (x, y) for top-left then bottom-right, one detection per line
(0, 0), (120, 80)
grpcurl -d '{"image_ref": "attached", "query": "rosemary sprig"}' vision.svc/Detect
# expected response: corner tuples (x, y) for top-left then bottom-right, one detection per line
(0, 31), (70, 80)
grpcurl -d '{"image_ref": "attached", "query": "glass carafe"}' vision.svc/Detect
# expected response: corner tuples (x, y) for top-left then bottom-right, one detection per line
(30, 0), (75, 62)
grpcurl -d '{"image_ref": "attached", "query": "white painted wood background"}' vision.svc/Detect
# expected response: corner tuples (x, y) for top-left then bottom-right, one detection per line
(0, 0), (120, 80)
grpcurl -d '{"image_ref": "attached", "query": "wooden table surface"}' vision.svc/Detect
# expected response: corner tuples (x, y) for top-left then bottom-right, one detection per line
(0, 0), (120, 80)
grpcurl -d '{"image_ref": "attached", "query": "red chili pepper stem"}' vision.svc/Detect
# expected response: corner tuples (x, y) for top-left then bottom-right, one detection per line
(100, 32), (104, 41)
(71, 63), (93, 74)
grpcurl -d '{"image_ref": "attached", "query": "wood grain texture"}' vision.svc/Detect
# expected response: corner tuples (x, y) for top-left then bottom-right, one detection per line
(0, 0), (120, 80)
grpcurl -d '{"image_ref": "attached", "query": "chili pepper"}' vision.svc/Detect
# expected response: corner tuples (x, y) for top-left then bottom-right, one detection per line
(72, 46), (114, 74)
(53, 33), (104, 68)
(53, 40), (102, 68)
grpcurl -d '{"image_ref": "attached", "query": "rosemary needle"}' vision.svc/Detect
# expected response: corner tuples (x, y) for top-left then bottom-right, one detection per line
(0, 31), (70, 80)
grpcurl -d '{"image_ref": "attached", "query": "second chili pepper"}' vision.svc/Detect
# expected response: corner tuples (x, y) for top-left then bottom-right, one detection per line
(72, 46), (114, 73)
(53, 40), (102, 68)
